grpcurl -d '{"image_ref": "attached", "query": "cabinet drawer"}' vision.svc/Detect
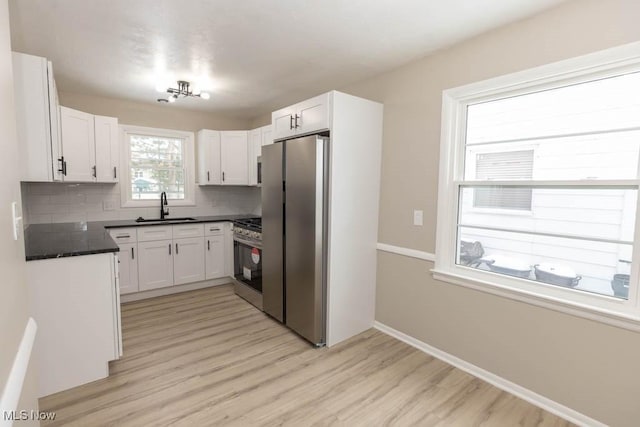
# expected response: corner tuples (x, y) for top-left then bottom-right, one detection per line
(204, 222), (225, 236)
(109, 227), (137, 244)
(137, 225), (173, 242)
(173, 223), (204, 238)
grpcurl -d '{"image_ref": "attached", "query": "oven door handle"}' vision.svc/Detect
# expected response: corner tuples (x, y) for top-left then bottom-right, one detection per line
(233, 235), (262, 250)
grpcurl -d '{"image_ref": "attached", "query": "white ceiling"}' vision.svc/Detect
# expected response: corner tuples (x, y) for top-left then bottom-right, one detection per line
(9, 0), (566, 119)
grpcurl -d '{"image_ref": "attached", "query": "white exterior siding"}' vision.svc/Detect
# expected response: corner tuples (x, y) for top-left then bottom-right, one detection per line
(460, 139), (636, 296)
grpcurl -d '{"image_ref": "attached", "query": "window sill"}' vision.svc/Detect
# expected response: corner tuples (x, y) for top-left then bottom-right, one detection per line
(431, 268), (640, 333)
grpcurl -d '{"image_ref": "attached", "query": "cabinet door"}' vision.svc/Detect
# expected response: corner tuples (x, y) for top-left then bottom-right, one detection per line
(296, 93), (331, 135)
(12, 53), (60, 182)
(138, 239), (174, 291)
(220, 131), (249, 185)
(272, 105), (296, 141)
(94, 115), (119, 183)
(60, 106), (96, 182)
(261, 125), (273, 146)
(117, 243), (139, 294)
(248, 128), (262, 186)
(48, 62), (63, 182)
(205, 234), (225, 280)
(197, 130), (221, 185)
(173, 237), (205, 285)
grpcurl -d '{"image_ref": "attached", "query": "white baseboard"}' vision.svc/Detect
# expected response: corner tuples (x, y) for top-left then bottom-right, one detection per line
(373, 321), (605, 427)
(0, 318), (37, 427)
(121, 278), (232, 302)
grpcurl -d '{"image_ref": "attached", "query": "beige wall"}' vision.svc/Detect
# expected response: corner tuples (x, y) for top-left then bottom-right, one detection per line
(59, 91), (250, 132)
(341, 0), (640, 425)
(0, 0), (39, 420)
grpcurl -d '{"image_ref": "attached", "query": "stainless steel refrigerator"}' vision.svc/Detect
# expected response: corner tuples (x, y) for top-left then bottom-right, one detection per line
(262, 134), (328, 346)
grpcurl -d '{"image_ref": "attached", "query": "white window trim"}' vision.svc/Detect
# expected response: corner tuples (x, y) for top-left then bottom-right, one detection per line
(119, 125), (196, 208)
(434, 41), (640, 329)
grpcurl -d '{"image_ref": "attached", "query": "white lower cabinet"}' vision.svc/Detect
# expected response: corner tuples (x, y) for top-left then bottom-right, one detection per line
(205, 234), (225, 279)
(138, 239), (174, 291)
(26, 253), (121, 397)
(174, 237), (205, 285)
(113, 222), (231, 295)
(117, 243), (139, 294)
(109, 228), (139, 295)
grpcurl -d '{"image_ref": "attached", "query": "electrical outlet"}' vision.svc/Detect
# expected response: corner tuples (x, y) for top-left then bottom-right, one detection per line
(103, 200), (116, 211)
(413, 209), (423, 226)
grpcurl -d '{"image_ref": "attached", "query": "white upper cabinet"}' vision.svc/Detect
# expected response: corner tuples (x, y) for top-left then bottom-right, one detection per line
(248, 128), (262, 186)
(197, 129), (221, 185)
(60, 107), (96, 182)
(220, 131), (249, 185)
(94, 115), (119, 183)
(272, 93), (331, 141)
(198, 130), (249, 186)
(13, 52), (119, 184)
(59, 107), (119, 183)
(261, 125), (273, 146)
(12, 52), (62, 182)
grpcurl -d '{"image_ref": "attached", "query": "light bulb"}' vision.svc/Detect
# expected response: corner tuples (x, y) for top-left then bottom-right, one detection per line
(200, 92), (210, 100)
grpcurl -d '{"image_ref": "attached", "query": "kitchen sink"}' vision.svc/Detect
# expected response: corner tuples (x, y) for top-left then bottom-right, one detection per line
(135, 217), (196, 223)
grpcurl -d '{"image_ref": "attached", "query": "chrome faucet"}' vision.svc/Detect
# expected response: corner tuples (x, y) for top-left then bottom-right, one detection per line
(160, 191), (169, 219)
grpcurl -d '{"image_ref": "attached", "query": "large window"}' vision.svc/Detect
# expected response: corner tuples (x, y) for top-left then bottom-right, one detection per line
(120, 126), (195, 207)
(435, 42), (640, 325)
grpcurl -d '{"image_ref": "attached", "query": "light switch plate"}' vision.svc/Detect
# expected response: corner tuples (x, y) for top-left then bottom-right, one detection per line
(413, 209), (423, 226)
(103, 200), (116, 211)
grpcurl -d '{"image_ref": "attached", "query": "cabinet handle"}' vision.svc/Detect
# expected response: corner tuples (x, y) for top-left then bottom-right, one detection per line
(113, 167), (117, 179)
(116, 235), (130, 239)
(207, 171), (210, 182)
(169, 244), (172, 255)
(58, 157), (67, 176)
(92, 165), (97, 178)
(289, 115), (294, 130)
(222, 172), (225, 182)
(294, 114), (300, 128)
(207, 240), (210, 251)
(175, 243), (179, 254)
(131, 247), (134, 260)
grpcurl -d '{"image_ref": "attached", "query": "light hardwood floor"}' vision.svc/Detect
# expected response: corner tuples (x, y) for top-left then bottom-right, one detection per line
(40, 285), (574, 426)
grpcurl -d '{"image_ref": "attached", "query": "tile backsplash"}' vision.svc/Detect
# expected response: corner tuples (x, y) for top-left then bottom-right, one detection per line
(23, 182), (261, 224)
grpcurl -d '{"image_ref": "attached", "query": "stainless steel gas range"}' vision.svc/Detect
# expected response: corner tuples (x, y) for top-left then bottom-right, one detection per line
(232, 218), (263, 310)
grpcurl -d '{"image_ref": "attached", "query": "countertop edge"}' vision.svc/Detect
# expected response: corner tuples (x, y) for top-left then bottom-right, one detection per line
(26, 247), (120, 262)
(24, 215), (258, 261)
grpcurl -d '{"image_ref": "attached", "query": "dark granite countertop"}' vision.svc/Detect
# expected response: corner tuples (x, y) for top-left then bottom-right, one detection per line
(25, 214), (259, 261)
(97, 214), (258, 229)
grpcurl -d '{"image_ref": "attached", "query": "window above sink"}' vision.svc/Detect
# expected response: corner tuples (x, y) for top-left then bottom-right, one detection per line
(120, 125), (196, 208)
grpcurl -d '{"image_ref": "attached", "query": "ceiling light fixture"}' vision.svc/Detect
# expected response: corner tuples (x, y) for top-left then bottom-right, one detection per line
(156, 80), (209, 103)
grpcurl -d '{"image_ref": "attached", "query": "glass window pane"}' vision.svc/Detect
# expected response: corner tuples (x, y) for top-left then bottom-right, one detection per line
(464, 130), (640, 181)
(459, 187), (637, 242)
(466, 72), (640, 145)
(457, 226), (632, 299)
(128, 134), (185, 201)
